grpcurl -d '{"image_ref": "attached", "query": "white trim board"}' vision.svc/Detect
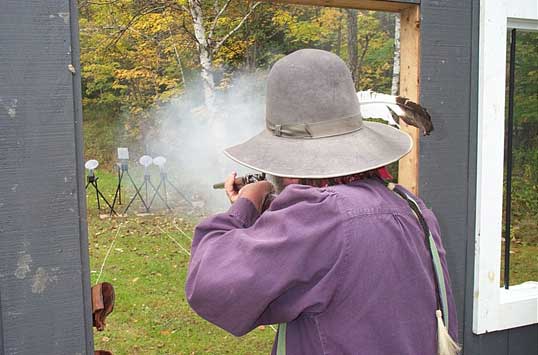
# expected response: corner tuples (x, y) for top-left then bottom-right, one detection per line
(474, 0), (538, 334)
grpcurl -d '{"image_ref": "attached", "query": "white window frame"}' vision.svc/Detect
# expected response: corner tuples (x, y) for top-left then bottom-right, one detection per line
(473, 0), (538, 334)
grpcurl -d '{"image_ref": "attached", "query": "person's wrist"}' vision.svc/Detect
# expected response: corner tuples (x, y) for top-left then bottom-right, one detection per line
(229, 198), (261, 227)
(239, 190), (267, 212)
(238, 182), (274, 212)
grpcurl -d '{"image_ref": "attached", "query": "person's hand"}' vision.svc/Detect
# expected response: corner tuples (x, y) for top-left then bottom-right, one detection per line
(224, 172), (240, 204)
(224, 172), (275, 212)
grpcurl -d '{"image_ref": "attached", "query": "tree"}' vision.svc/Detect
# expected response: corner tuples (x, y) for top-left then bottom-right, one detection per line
(346, 9), (358, 84)
(391, 14), (400, 95)
(186, 0), (262, 112)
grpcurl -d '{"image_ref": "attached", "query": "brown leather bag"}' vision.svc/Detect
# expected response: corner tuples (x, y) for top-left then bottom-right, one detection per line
(91, 282), (115, 331)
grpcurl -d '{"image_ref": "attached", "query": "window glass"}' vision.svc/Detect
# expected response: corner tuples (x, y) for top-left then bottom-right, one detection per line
(501, 30), (538, 286)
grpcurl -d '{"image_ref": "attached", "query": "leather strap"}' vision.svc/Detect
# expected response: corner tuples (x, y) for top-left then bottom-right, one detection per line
(267, 114), (363, 139)
(92, 283), (104, 312)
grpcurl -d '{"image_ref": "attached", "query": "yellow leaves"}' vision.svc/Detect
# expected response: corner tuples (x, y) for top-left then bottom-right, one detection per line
(214, 39), (252, 66)
(272, 8), (337, 45)
(116, 67), (154, 81)
(317, 8), (344, 28)
(272, 9), (294, 28)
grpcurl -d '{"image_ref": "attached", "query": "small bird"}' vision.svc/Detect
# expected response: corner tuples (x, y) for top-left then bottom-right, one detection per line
(357, 90), (434, 135)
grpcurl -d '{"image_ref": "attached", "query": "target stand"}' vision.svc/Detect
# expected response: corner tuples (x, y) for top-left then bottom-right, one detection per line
(109, 148), (149, 216)
(85, 160), (117, 215)
(148, 156), (194, 211)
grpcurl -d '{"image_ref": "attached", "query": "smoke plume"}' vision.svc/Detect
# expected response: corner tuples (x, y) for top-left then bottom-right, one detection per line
(147, 72), (267, 213)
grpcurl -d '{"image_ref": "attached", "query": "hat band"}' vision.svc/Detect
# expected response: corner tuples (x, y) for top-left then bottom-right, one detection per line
(267, 114), (363, 139)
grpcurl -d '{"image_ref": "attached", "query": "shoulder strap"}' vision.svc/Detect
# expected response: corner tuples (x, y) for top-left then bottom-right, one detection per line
(387, 183), (450, 327)
(276, 323), (287, 355)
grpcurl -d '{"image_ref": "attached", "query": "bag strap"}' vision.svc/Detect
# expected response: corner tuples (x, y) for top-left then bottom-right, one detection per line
(276, 323), (287, 355)
(386, 183), (450, 327)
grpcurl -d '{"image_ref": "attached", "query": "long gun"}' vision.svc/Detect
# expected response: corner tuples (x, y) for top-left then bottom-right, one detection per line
(213, 173), (266, 190)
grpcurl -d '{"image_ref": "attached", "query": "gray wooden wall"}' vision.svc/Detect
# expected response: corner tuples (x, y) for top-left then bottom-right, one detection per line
(0, 0), (93, 354)
(418, 0), (538, 354)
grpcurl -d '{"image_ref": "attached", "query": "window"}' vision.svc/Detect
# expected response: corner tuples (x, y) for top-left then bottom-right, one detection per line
(501, 29), (538, 289)
(473, 0), (538, 334)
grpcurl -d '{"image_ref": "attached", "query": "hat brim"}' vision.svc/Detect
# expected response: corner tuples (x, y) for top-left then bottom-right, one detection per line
(223, 121), (413, 179)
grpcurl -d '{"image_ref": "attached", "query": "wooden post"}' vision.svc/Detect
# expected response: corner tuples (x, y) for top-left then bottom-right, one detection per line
(398, 6), (420, 194)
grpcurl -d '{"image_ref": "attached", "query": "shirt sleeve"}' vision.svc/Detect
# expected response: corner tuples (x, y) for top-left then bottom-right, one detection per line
(185, 185), (347, 336)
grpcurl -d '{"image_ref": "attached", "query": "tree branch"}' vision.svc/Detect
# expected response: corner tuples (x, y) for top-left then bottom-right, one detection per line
(180, 15), (200, 45)
(213, 1), (261, 54)
(208, 0), (233, 41)
(105, 5), (167, 50)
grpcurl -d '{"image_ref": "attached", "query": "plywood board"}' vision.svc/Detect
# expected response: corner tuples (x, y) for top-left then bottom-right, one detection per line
(0, 1), (93, 353)
(397, 6), (421, 194)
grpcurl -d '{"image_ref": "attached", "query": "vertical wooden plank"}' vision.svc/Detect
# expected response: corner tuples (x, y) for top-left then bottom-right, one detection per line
(398, 5), (421, 194)
(0, 0), (92, 353)
(70, 0), (95, 352)
(462, 0), (487, 351)
(416, 0), (502, 353)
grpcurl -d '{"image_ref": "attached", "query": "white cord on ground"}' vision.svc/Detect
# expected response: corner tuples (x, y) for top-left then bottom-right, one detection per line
(173, 222), (193, 241)
(157, 225), (191, 257)
(269, 325), (277, 333)
(96, 224), (122, 284)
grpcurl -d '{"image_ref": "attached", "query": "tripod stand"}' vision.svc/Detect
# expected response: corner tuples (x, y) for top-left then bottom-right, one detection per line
(147, 172), (193, 210)
(110, 162), (149, 215)
(123, 172), (171, 213)
(116, 163), (122, 205)
(86, 174), (117, 215)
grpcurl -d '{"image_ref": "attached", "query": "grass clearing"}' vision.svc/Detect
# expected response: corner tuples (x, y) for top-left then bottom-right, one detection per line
(87, 171), (274, 354)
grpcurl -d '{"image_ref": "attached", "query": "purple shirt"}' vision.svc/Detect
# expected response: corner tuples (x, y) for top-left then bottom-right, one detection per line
(186, 178), (458, 354)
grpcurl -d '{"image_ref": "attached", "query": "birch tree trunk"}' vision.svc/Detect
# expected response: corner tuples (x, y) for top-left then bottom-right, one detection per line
(391, 14), (401, 95)
(188, 0), (216, 113)
(346, 9), (358, 86)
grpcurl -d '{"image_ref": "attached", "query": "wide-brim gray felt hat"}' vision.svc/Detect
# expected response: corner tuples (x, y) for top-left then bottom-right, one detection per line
(224, 49), (412, 178)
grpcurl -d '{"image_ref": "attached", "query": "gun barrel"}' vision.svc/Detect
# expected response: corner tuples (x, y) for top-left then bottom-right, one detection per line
(212, 174), (266, 189)
(212, 177), (246, 190)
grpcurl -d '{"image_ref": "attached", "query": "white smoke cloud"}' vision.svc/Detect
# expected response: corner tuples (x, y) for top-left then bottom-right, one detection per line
(146, 72), (267, 213)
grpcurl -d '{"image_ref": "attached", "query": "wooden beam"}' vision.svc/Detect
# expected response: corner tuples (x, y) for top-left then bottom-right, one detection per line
(270, 0), (417, 12)
(397, 5), (421, 194)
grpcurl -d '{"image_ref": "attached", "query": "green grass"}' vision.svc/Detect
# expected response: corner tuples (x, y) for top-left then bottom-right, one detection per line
(86, 171), (274, 354)
(501, 215), (538, 286)
(500, 172), (538, 286)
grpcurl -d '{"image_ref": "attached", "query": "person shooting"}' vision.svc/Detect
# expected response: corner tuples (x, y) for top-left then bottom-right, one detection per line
(185, 49), (459, 355)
